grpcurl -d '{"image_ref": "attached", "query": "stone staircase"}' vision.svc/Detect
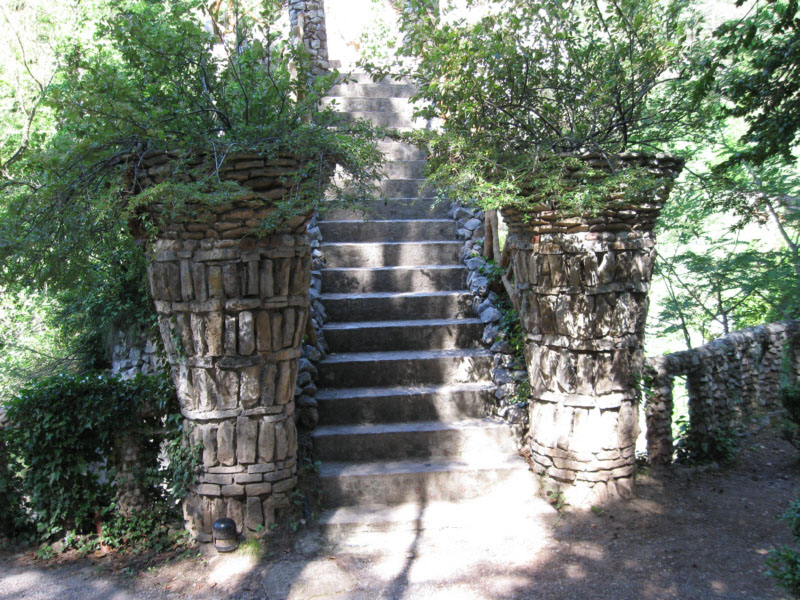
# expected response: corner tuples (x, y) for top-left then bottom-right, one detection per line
(312, 74), (542, 531)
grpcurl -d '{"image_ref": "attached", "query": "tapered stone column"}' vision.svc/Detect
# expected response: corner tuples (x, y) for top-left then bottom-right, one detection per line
(137, 152), (311, 540)
(503, 153), (683, 505)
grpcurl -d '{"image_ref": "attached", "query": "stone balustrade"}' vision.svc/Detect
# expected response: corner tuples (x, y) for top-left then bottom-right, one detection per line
(644, 321), (800, 465)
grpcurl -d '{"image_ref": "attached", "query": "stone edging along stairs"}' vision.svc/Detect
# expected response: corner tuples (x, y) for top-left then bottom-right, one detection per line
(312, 74), (546, 531)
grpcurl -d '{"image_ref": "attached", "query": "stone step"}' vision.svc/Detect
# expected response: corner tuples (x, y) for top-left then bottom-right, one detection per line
(380, 178), (433, 199)
(316, 383), (493, 425)
(336, 72), (412, 85)
(318, 491), (557, 537)
(323, 318), (483, 352)
(322, 241), (462, 268)
(318, 454), (533, 506)
(319, 219), (456, 243)
(322, 198), (448, 220)
(382, 160), (426, 180)
(321, 291), (474, 322)
(313, 418), (518, 462)
(376, 140), (426, 161)
(335, 111), (427, 130)
(321, 96), (414, 113)
(317, 348), (493, 387)
(321, 265), (466, 293)
(327, 82), (417, 98)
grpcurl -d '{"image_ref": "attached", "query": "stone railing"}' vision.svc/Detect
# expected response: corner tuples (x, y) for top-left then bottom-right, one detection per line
(644, 321), (800, 465)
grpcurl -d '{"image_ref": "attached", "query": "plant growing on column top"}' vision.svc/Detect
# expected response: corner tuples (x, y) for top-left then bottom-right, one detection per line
(371, 0), (707, 213)
(1, 0), (384, 296)
(0, 0), (385, 538)
(367, 0), (706, 504)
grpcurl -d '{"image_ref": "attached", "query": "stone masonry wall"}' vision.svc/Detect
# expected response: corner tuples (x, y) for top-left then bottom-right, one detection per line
(288, 0), (330, 76)
(452, 203), (531, 441)
(503, 152), (684, 506)
(644, 320), (800, 465)
(135, 152), (313, 540)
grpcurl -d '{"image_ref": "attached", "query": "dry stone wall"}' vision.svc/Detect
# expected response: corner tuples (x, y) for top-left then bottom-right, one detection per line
(503, 153), (684, 506)
(645, 321), (800, 465)
(289, 0), (330, 76)
(135, 152), (313, 540)
(452, 203), (530, 440)
(110, 328), (163, 379)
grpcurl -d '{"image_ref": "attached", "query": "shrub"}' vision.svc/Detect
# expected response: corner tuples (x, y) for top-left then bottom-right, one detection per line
(767, 497), (800, 598)
(368, 0), (709, 215)
(2, 370), (179, 539)
(0, 426), (29, 538)
(673, 414), (738, 465)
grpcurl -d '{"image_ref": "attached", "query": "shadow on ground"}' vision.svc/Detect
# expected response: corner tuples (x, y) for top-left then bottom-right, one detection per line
(1, 430), (797, 600)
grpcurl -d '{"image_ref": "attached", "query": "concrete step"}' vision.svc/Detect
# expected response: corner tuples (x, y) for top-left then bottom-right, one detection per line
(321, 96), (414, 113)
(323, 318), (483, 352)
(318, 454), (533, 505)
(380, 178), (433, 199)
(318, 491), (557, 537)
(313, 418), (518, 462)
(316, 383), (493, 425)
(336, 72), (411, 85)
(377, 140), (426, 161)
(322, 241), (462, 268)
(335, 111), (427, 130)
(383, 160), (426, 180)
(318, 219), (456, 243)
(321, 265), (466, 293)
(317, 348), (493, 387)
(322, 198), (449, 220)
(321, 291), (474, 322)
(327, 82), (417, 98)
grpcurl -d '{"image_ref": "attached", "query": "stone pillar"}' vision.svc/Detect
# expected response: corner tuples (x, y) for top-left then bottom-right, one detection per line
(758, 324), (789, 407)
(289, 0), (330, 76)
(137, 153), (311, 541)
(643, 356), (676, 466)
(791, 321), (800, 387)
(504, 153), (683, 506)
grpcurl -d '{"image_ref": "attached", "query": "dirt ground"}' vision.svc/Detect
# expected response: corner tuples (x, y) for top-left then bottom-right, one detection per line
(2, 423), (799, 600)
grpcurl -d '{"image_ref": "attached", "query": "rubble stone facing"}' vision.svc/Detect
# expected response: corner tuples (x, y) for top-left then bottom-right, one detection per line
(288, 0), (330, 76)
(452, 204), (530, 442)
(136, 152), (311, 541)
(294, 213), (329, 432)
(645, 320), (800, 465)
(502, 153), (684, 506)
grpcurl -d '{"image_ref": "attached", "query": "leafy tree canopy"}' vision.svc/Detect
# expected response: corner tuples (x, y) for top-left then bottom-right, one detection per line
(367, 0), (712, 213)
(699, 0), (800, 168)
(0, 0), (383, 368)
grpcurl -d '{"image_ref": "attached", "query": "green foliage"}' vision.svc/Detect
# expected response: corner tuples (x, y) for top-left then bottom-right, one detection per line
(780, 385), (800, 450)
(496, 297), (525, 368)
(368, 0), (708, 214)
(0, 0), (384, 369)
(100, 505), (192, 555)
(0, 286), (74, 402)
(0, 426), (29, 537)
(767, 497), (800, 598)
(698, 0), (800, 168)
(673, 414), (738, 465)
(1, 370), (179, 538)
(161, 415), (202, 505)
